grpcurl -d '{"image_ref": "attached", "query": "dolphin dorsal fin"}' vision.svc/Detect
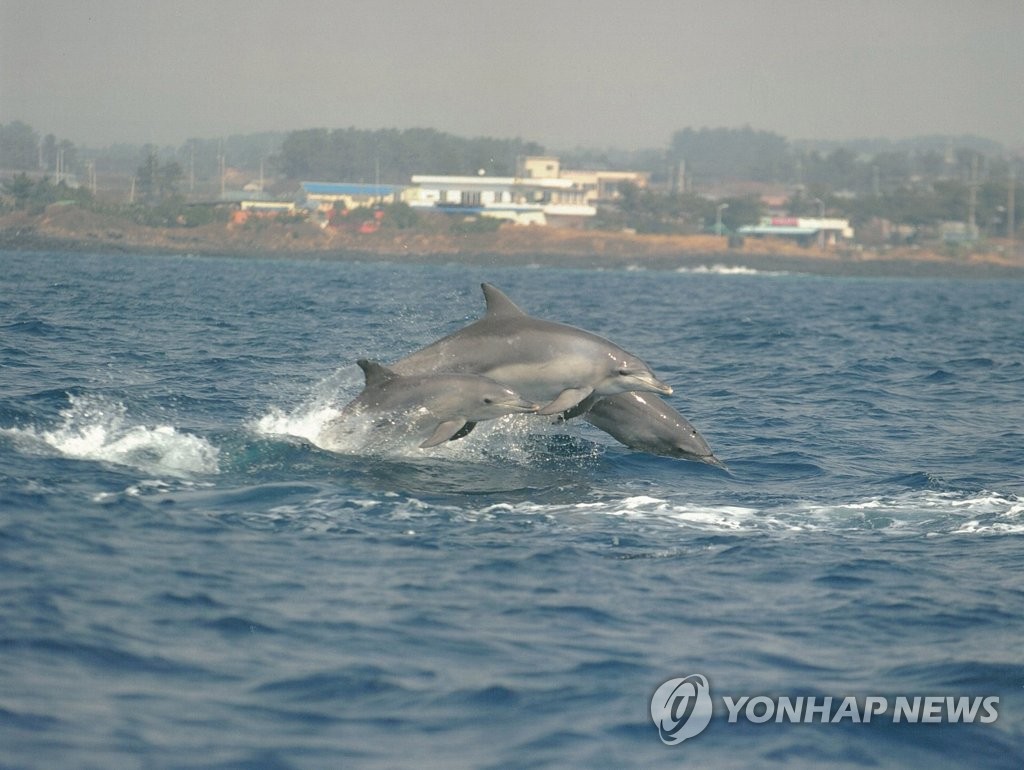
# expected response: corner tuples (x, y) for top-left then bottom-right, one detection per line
(481, 283), (527, 318)
(357, 358), (398, 388)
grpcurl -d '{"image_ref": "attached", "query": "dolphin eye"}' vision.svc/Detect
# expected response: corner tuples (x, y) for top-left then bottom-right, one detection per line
(618, 368), (632, 376)
(483, 397), (494, 404)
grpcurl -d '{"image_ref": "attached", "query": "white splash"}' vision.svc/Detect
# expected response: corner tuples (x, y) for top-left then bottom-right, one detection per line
(252, 364), (574, 459)
(676, 264), (790, 276)
(255, 402), (344, 446)
(406, 490), (1024, 536)
(256, 394), (556, 462)
(2, 394), (219, 476)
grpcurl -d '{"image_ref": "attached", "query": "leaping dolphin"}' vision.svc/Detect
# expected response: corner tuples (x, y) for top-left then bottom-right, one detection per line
(391, 284), (672, 416)
(584, 391), (725, 468)
(324, 359), (539, 449)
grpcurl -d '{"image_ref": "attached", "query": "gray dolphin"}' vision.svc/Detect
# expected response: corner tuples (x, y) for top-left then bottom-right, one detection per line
(326, 359), (539, 449)
(391, 283), (672, 416)
(584, 391), (725, 468)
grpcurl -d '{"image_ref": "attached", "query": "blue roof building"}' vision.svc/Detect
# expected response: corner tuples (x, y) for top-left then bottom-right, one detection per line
(301, 181), (406, 209)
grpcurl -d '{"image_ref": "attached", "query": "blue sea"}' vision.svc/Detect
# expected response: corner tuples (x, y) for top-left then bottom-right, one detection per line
(1, 250), (1022, 769)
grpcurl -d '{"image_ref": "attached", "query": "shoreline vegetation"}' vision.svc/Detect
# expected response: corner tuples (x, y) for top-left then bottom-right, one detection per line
(2, 205), (1022, 278)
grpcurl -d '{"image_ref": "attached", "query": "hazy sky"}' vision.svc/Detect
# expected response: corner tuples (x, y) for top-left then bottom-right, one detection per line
(2, 0), (1022, 150)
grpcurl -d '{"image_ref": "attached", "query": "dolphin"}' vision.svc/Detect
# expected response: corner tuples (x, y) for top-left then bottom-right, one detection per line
(325, 359), (539, 449)
(583, 391), (725, 468)
(390, 283), (672, 416)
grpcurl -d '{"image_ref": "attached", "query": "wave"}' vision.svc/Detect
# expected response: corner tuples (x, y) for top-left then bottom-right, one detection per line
(0, 393), (219, 477)
(181, 480), (1023, 539)
(675, 264), (791, 276)
(349, 489), (1024, 536)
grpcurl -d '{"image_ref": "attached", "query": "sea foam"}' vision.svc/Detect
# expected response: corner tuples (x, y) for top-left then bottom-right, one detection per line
(1, 394), (219, 477)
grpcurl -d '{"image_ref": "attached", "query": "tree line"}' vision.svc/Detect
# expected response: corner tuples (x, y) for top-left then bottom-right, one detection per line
(3, 119), (1021, 239)
(606, 178), (1021, 239)
(277, 127), (544, 181)
(0, 121), (78, 176)
(4, 119), (1015, 197)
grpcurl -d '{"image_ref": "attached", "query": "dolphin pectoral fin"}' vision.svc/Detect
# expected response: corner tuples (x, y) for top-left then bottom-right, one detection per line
(536, 387), (594, 416)
(420, 419), (469, 448)
(558, 393), (601, 421)
(448, 421), (477, 442)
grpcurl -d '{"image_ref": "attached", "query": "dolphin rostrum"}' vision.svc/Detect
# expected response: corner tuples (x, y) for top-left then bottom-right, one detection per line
(391, 284), (672, 416)
(584, 391), (725, 468)
(325, 359), (539, 449)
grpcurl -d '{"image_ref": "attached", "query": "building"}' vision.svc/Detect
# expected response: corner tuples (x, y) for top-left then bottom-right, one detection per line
(240, 200), (296, 214)
(408, 174), (595, 227)
(737, 216), (854, 246)
(559, 169), (649, 205)
(516, 156), (561, 179)
(518, 155), (648, 205)
(300, 182), (406, 212)
(407, 156), (648, 226)
(298, 156), (645, 228)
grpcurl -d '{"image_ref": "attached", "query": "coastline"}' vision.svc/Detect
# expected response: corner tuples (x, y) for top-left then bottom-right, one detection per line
(2, 206), (1022, 278)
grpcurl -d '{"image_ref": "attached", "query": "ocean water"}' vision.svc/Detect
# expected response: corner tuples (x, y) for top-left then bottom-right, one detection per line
(1, 250), (1022, 769)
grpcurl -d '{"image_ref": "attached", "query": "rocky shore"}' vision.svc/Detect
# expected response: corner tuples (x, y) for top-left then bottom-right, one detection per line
(2, 206), (1022, 278)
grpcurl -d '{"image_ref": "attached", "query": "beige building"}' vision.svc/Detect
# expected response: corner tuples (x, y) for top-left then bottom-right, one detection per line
(516, 156), (562, 179)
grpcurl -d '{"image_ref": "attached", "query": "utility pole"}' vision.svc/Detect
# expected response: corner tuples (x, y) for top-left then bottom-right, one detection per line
(669, 157), (684, 196)
(375, 155), (381, 206)
(1009, 164), (1017, 251)
(967, 154), (979, 239)
(219, 141), (226, 199)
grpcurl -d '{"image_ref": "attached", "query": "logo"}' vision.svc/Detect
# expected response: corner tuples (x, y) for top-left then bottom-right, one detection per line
(651, 675), (1001, 747)
(650, 674), (713, 745)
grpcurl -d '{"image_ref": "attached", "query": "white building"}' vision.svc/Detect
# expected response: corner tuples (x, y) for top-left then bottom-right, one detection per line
(299, 157), (646, 227)
(518, 155), (648, 205)
(737, 216), (854, 246)
(409, 174), (596, 226)
(559, 169), (649, 205)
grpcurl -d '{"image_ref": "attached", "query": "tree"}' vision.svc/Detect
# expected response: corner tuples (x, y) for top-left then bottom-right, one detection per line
(2, 173), (35, 208)
(135, 150), (183, 204)
(2, 173), (92, 212)
(41, 134), (58, 173)
(0, 121), (39, 170)
(277, 126), (544, 181)
(136, 151), (161, 204)
(670, 126), (791, 183)
(159, 161), (183, 199)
